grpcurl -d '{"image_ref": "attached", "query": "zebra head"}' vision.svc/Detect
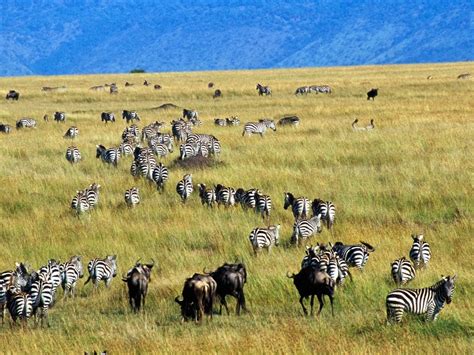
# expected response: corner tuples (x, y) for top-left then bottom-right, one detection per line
(412, 234), (424, 242)
(96, 145), (106, 158)
(283, 192), (294, 210)
(441, 275), (457, 304)
(312, 214), (322, 233)
(72, 255), (84, 278)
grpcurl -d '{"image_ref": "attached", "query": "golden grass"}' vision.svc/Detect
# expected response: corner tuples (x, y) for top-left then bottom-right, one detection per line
(0, 62), (473, 354)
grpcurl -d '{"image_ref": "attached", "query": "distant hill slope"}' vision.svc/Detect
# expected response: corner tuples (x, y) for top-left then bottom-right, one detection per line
(0, 1), (472, 76)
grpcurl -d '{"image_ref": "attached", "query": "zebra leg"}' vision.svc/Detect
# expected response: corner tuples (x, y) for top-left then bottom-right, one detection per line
(299, 296), (308, 316)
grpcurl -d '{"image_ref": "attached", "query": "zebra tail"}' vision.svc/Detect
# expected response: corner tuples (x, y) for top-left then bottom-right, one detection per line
(84, 275), (91, 285)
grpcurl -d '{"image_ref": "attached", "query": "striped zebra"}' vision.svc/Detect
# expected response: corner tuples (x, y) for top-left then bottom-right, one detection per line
(150, 141), (173, 159)
(295, 86), (309, 95)
(83, 183), (101, 208)
(309, 85), (332, 94)
(119, 142), (134, 156)
(84, 255), (118, 289)
(60, 255), (84, 297)
(255, 192), (272, 220)
(256, 83), (272, 96)
(96, 144), (121, 166)
(65, 146), (81, 164)
(29, 279), (55, 326)
(209, 136), (221, 156)
(16, 118), (37, 129)
(172, 119), (192, 142)
(122, 124), (141, 142)
(278, 116), (300, 127)
(131, 147), (157, 181)
(214, 118), (227, 126)
(215, 184), (236, 207)
(38, 259), (62, 292)
(63, 126), (79, 139)
(54, 112), (66, 123)
(179, 143), (198, 160)
(101, 112), (115, 124)
(6, 289), (33, 323)
(391, 257), (416, 285)
(71, 190), (91, 214)
(125, 187), (140, 207)
(152, 162), (169, 191)
(198, 183), (216, 207)
(242, 120), (276, 137)
(142, 121), (165, 142)
(386, 275), (456, 323)
(122, 110), (140, 123)
(290, 215), (322, 245)
(226, 116), (240, 125)
(332, 241), (375, 271)
(409, 234), (431, 269)
(0, 265), (29, 324)
(326, 251), (352, 285)
(0, 124), (13, 133)
(312, 199), (336, 229)
(235, 188), (259, 209)
(248, 225), (280, 254)
(284, 192), (311, 220)
(176, 174), (193, 202)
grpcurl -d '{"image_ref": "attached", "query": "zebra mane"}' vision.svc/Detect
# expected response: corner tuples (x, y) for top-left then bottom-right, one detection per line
(430, 277), (448, 290)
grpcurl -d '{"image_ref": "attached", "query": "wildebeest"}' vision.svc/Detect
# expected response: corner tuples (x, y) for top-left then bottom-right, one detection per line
(6, 90), (19, 100)
(125, 82), (134, 87)
(367, 88), (378, 100)
(208, 82), (214, 88)
(256, 83), (272, 96)
(101, 112), (115, 124)
(175, 273), (217, 322)
(213, 89), (222, 99)
(122, 110), (140, 123)
(43, 114), (49, 122)
(122, 259), (154, 312)
(54, 112), (66, 123)
(0, 124), (12, 134)
(207, 263), (247, 315)
(278, 116), (300, 127)
(154, 84), (162, 90)
(287, 267), (335, 316)
(143, 80), (150, 86)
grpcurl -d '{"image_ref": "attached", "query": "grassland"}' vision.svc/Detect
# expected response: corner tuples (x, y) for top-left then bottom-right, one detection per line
(0, 62), (473, 354)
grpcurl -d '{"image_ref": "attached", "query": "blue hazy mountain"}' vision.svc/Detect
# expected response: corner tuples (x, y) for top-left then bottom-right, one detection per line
(0, 1), (472, 76)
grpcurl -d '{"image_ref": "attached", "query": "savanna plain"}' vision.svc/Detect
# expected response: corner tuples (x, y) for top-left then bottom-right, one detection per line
(0, 62), (473, 353)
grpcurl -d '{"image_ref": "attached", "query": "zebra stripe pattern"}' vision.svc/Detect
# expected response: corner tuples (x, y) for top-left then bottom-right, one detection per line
(295, 86), (309, 95)
(96, 144), (121, 166)
(29, 279), (55, 326)
(386, 275), (456, 323)
(290, 215), (322, 245)
(54, 112), (66, 123)
(256, 83), (272, 96)
(101, 112), (115, 124)
(119, 142), (134, 156)
(215, 184), (235, 207)
(332, 241), (375, 271)
(61, 256), (84, 297)
(85, 255), (118, 289)
(151, 162), (169, 191)
(71, 190), (90, 213)
(65, 146), (81, 164)
(312, 199), (336, 229)
(0, 124), (13, 133)
(242, 120), (276, 137)
(171, 119), (192, 142)
(391, 257), (416, 285)
(409, 234), (431, 269)
(176, 174), (193, 202)
(125, 187), (140, 207)
(179, 143), (198, 160)
(132, 147), (157, 181)
(150, 141), (173, 159)
(64, 126), (79, 139)
(16, 118), (37, 129)
(255, 192), (272, 220)
(248, 225), (281, 254)
(38, 259), (62, 291)
(235, 188), (259, 209)
(309, 85), (332, 94)
(6, 289), (33, 322)
(198, 183), (216, 207)
(122, 110), (140, 123)
(284, 192), (310, 220)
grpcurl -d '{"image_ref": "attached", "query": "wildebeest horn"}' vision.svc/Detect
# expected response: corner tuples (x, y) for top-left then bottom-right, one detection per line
(202, 267), (210, 274)
(286, 272), (295, 279)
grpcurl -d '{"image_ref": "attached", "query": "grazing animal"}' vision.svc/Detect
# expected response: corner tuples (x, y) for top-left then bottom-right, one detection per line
(208, 82), (214, 88)
(150, 141), (173, 159)
(172, 119), (192, 142)
(208, 263), (247, 315)
(152, 163), (169, 191)
(391, 257), (416, 286)
(332, 241), (375, 271)
(109, 84), (118, 94)
(119, 142), (134, 156)
(65, 146), (82, 164)
(256, 83), (272, 96)
(213, 89), (222, 98)
(176, 174), (194, 202)
(457, 73), (471, 80)
(96, 145), (121, 166)
(226, 116), (240, 125)
(198, 183), (216, 207)
(409, 234), (431, 269)
(64, 126), (79, 139)
(101, 112), (115, 124)
(60, 256), (84, 297)
(295, 86), (309, 95)
(71, 190), (91, 214)
(131, 147), (157, 181)
(0, 264), (29, 324)
(311, 199), (336, 229)
(83, 183), (101, 208)
(284, 193), (311, 220)
(386, 275), (456, 323)
(175, 273), (217, 322)
(122, 260), (154, 312)
(122, 110), (140, 123)
(352, 119), (375, 131)
(367, 88), (378, 100)
(242, 120), (276, 137)
(124, 187), (140, 207)
(291, 215), (322, 245)
(143, 80), (150, 86)
(255, 192), (272, 220)
(84, 256), (118, 289)
(214, 118), (227, 126)
(6, 90), (20, 100)
(278, 116), (300, 127)
(309, 85), (332, 94)
(37, 259), (62, 292)
(215, 184), (236, 207)
(183, 109), (199, 121)
(154, 84), (162, 90)
(16, 118), (37, 129)
(29, 278), (55, 326)
(179, 143), (198, 160)
(0, 124), (13, 134)
(287, 267), (335, 316)
(54, 112), (66, 123)
(235, 188), (259, 210)
(6, 289), (33, 323)
(248, 225), (281, 254)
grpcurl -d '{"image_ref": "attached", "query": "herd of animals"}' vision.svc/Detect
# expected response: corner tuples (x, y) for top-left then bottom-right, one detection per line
(0, 78), (460, 327)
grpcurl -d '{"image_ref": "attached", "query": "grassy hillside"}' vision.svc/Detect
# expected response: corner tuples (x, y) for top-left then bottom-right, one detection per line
(0, 62), (473, 353)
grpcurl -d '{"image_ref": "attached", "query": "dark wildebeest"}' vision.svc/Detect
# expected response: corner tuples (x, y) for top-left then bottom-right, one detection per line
(143, 80), (150, 86)
(175, 273), (217, 322)
(213, 89), (222, 99)
(367, 88), (378, 100)
(54, 112), (66, 123)
(43, 114), (49, 122)
(6, 90), (20, 100)
(101, 112), (116, 124)
(208, 82), (214, 88)
(154, 84), (162, 90)
(287, 267), (335, 316)
(122, 259), (154, 312)
(278, 116), (300, 127)
(122, 110), (140, 123)
(125, 82), (134, 87)
(207, 263), (247, 315)
(256, 83), (272, 96)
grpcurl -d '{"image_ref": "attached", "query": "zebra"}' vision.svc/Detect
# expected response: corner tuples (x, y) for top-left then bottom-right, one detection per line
(84, 255), (118, 289)
(122, 125), (141, 142)
(295, 86), (309, 95)
(332, 241), (375, 271)
(391, 257), (416, 286)
(131, 147), (157, 181)
(101, 112), (115, 124)
(29, 278), (55, 326)
(0, 264), (29, 324)
(183, 109), (198, 121)
(386, 275), (456, 323)
(256, 83), (272, 96)
(63, 126), (79, 139)
(352, 119), (375, 131)
(150, 141), (173, 159)
(96, 144), (121, 166)
(226, 116), (240, 125)
(255, 192), (272, 220)
(198, 183), (216, 207)
(37, 259), (62, 292)
(152, 162), (169, 191)
(290, 215), (322, 245)
(409, 234), (431, 269)
(60, 255), (84, 297)
(179, 143), (198, 160)
(119, 142), (134, 156)
(242, 120), (276, 137)
(125, 187), (140, 207)
(83, 183), (101, 208)
(16, 118), (37, 129)
(122, 110), (140, 123)
(278, 116), (300, 127)
(71, 190), (91, 214)
(309, 85), (332, 94)
(311, 199), (336, 229)
(176, 174), (193, 202)
(235, 188), (259, 209)
(209, 136), (221, 156)
(325, 250), (352, 285)
(54, 112), (66, 123)
(142, 121), (165, 142)
(65, 146), (81, 164)
(248, 225), (280, 254)
(215, 184), (236, 207)
(110, 83), (118, 94)
(6, 289), (33, 323)
(171, 119), (192, 142)
(0, 124), (13, 133)
(214, 118), (227, 126)
(284, 192), (311, 220)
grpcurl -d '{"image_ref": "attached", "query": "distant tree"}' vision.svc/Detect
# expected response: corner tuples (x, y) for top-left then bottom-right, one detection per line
(130, 68), (146, 73)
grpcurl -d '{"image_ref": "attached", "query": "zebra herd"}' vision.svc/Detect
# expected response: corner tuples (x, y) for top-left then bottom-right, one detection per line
(295, 85), (332, 95)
